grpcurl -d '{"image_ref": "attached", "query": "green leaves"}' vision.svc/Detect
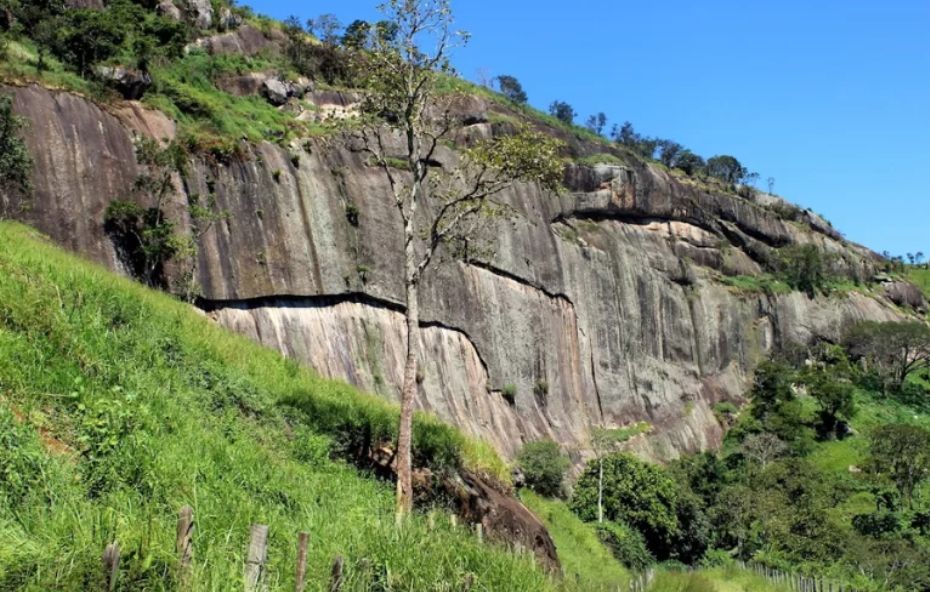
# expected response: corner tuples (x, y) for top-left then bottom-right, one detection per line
(465, 127), (566, 194)
(571, 453), (679, 557)
(0, 94), (31, 198)
(516, 440), (568, 497)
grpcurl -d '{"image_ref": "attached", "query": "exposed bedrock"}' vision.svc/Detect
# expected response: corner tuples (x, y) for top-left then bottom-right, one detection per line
(5, 83), (907, 464)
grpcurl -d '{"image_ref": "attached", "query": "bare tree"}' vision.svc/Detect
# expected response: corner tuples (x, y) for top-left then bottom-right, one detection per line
(741, 432), (787, 469)
(353, 0), (564, 520)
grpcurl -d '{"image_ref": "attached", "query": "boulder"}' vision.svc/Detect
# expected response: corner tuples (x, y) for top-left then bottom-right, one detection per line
(883, 281), (928, 312)
(216, 71), (274, 97)
(259, 77), (314, 106)
(95, 66), (152, 100)
(186, 0), (213, 29)
(217, 7), (242, 31)
(194, 25), (284, 57)
(156, 0), (182, 21)
(261, 78), (290, 106)
(443, 471), (560, 574)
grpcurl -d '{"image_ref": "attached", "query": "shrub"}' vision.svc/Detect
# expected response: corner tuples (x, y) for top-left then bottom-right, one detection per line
(571, 453), (679, 558)
(495, 75), (527, 104)
(548, 100), (575, 125)
(292, 429), (333, 466)
(596, 520), (654, 570)
(773, 244), (835, 297)
(501, 383), (517, 405)
(0, 94), (32, 201)
(517, 440), (568, 497)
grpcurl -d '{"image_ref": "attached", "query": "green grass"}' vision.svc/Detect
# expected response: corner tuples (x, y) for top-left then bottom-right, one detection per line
(719, 274), (792, 296)
(520, 491), (630, 591)
(576, 153), (626, 167)
(907, 268), (930, 300)
(0, 221), (541, 591)
(0, 38), (97, 96)
(144, 50), (311, 154)
(656, 566), (791, 591)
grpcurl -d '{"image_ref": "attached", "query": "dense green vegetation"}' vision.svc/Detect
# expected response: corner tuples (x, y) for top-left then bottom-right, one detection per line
(0, 92), (31, 203)
(562, 335), (930, 590)
(0, 222), (556, 591)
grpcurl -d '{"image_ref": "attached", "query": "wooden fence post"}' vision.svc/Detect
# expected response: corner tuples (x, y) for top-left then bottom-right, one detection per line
(102, 542), (120, 592)
(475, 523), (483, 543)
(329, 556), (345, 592)
(244, 524), (269, 592)
(295, 533), (309, 592)
(176, 506), (194, 589)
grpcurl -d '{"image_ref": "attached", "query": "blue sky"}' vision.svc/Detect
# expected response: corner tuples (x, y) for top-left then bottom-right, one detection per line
(242, 0), (929, 256)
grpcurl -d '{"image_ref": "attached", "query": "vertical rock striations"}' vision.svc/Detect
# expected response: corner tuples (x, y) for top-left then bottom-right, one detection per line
(4, 84), (907, 463)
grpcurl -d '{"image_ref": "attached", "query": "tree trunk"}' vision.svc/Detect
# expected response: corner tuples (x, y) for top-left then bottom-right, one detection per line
(597, 457), (604, 524)
(395, 225), (420, 522)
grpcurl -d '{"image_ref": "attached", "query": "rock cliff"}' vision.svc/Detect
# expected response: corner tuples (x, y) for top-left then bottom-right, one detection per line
(3, 82), (907, 465)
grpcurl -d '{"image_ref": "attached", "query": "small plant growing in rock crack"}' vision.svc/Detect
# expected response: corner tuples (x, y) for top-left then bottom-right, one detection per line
(291, 153), (301, 168)
(272, 169), (283, 183)
(501, 383), (517, 405)
(356, 263), (371, 283)
(345, 202), (360, 227)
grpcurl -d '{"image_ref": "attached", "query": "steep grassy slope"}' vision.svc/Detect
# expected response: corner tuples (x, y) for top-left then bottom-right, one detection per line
(520, 491), (630, 590)
(908, 268), (930, 302)
(0, 222), (552, 591)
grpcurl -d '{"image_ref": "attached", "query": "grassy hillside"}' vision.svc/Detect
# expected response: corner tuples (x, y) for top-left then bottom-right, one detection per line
(0, 221), (552, 591)
(520, 491), (630, 590)
(908, 268), (930, 301)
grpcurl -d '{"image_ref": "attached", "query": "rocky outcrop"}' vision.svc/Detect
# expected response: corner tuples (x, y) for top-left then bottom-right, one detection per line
(95, 65), (153, 100)
(193, 25), (286, 57)
(445, 471), (559, 573)
(882, 280), (928, 313)
(4, 83), (908, 466)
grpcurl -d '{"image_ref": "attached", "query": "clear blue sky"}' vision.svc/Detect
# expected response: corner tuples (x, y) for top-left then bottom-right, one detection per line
(242, 0), (929, 257)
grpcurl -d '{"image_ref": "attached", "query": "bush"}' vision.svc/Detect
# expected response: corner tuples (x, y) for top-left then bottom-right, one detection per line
(596, 520), (654, 570)
(773, 244), (835, 297)
(571, 453), (679, 558)
(501, 383), (517, 405)
(0, 94), (32, 200)
(517, 440), (568, 497)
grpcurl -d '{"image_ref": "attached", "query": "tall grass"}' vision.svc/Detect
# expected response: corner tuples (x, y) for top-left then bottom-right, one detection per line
(0, 222), (534, 591)
(520, 491), (630, 591)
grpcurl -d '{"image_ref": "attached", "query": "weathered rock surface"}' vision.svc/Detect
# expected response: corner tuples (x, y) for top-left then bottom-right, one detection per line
(193, 25), (286, 56)
(882, 280), (928, 313)
(4, 83), (908, 465)
(94, 65), (153, 100)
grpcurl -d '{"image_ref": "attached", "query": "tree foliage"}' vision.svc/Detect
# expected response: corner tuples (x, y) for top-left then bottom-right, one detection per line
(516, 440), (569, 497)
(495, 75), (527, 104)
(548, 100), (575, 125)
(844, 321), (930, 393)
(0, 94), (31, 202)
(585, 112), (607, 136)
(867, 424), (930, 507)
(572, 453), (679, 558)
(774, 244), (835, 297)
(706, 154), (750, 185)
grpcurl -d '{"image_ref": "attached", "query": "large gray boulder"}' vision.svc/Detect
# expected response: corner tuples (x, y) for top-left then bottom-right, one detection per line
(94, 66), (153, 100)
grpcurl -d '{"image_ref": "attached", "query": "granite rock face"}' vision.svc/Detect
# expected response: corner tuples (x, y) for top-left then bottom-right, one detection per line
(5, 84), (907, 464)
